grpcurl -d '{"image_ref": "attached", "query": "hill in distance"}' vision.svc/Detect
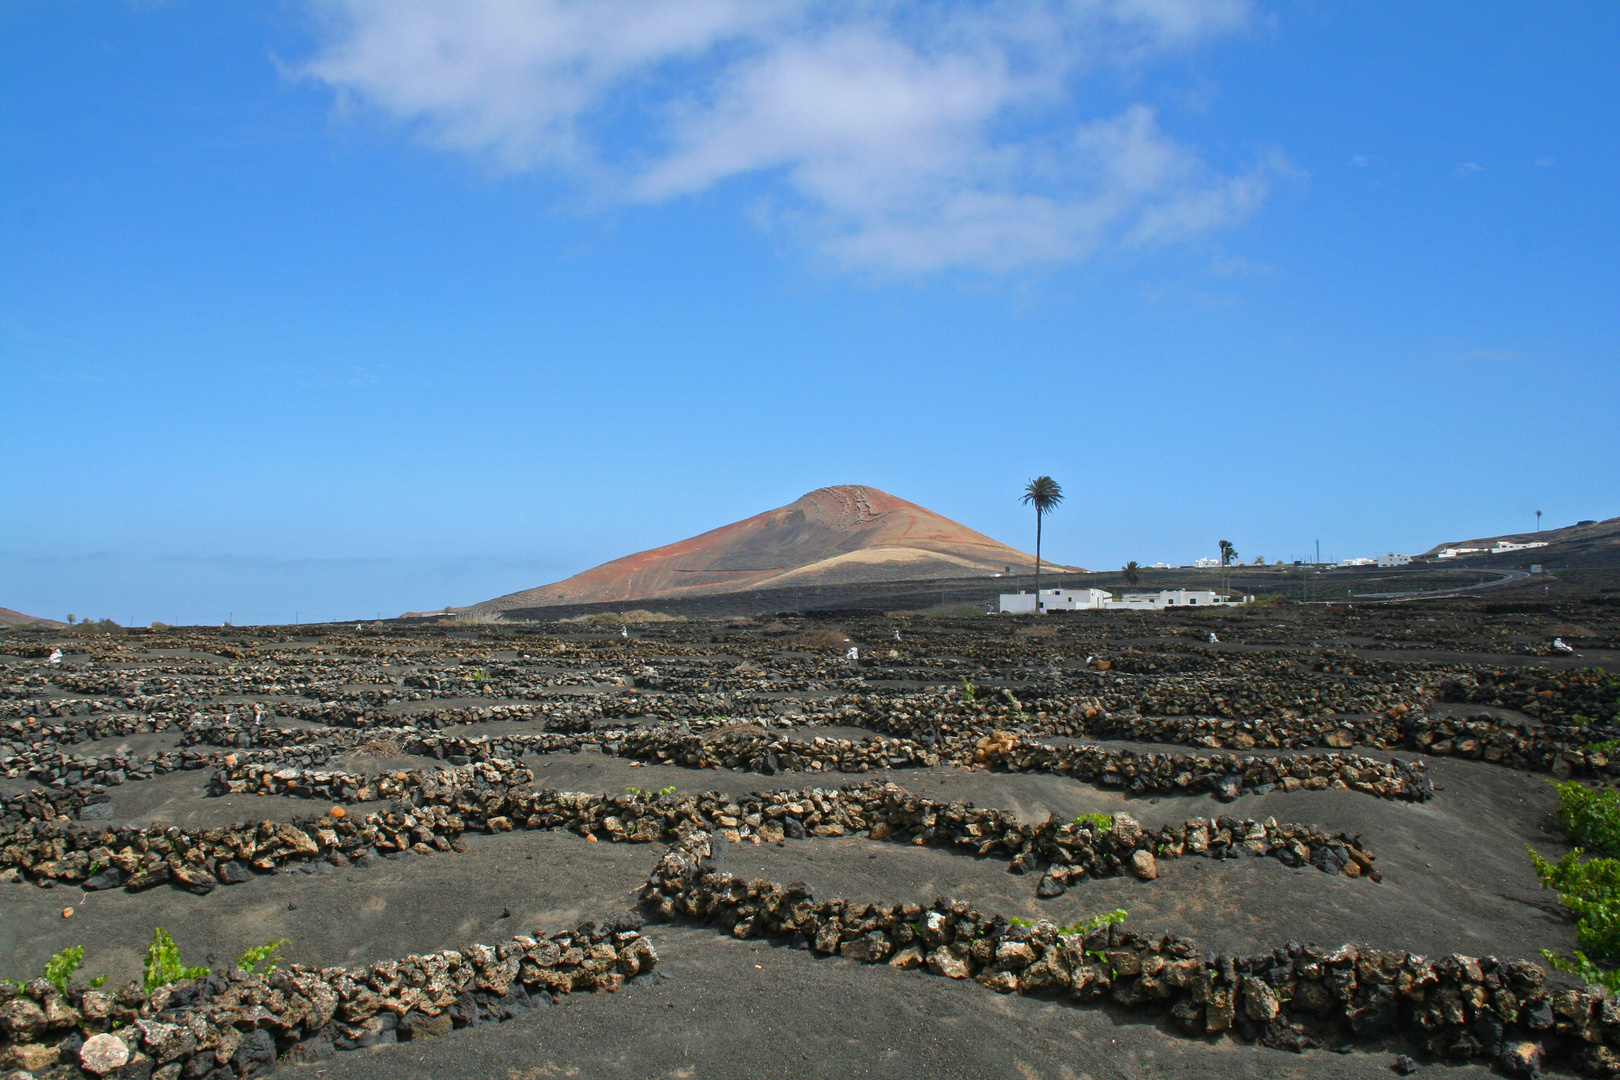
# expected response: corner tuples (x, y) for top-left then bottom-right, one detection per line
(1420, 514), (1620, 568)
(0, 608), (67, 628)
(453, 485), (1076, 615)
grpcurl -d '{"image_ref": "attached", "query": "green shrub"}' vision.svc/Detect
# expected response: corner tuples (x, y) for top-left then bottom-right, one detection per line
(1543, 949), (1620, 993)
(142, 928), (209, 993)
(1587, 739), (1620, 755)
(1063, 908), (1128, 937)
(657, 786), (677, 796)
(1532, 783), (1620, 984)
(1552, 780), (1620, 856)
(6, 946), (107, 994)
(960, 677), (976, 701)
(1530, 847), (1620, 964)
(235, 939), (289, 975)
(1008, 910), (1127, 937)
(1072, 812), (1114, 832)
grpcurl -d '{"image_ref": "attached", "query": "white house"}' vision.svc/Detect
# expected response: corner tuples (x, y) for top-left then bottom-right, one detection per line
(998, 588), (1113, 613)
(1107, 589), (1240, 609)
(1437, 541), (1548, 559)
(1192, 558), (1221, 568)
(1436, 547), (1485, 559)
(1337, 557), (1376, 568)
(1376, 553), (1412, 567)
(1000, 588), (1251, 613)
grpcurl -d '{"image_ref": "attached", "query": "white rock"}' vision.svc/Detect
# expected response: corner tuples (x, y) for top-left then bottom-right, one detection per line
(79, 1033), (130, 1075)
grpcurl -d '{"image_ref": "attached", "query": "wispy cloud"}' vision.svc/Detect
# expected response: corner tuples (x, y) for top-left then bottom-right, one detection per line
(1455, 161), (1484, 178)
(1456, 348), (1528, 363)
(298, 0), (1276, 273)
(1535, 156), (1555, 167)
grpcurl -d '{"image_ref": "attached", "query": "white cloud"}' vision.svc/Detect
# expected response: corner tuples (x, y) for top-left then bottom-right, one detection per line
(300, 0), (1271, 272)
(1535, 156), (1555, 167)
(1456, 161), (1484, 177)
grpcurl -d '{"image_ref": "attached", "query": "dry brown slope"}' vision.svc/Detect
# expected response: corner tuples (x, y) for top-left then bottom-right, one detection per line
(1421, 515), (1620, 567)
(468, 485), (1076, 612)
(0, 607), (66, 628)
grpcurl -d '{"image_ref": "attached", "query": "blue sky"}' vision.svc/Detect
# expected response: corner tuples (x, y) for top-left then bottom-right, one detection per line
(2, 1), (1616, 625)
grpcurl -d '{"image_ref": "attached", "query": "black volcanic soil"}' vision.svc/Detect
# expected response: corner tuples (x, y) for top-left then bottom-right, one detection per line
(3, 593), (1618, 1078)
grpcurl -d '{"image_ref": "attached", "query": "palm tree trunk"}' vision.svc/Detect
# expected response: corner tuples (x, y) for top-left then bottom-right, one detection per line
(1034, 512), (1042, 613)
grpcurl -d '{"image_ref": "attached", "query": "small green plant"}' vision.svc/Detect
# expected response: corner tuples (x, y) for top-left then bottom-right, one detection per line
(626, 787), (647, 796)
(1529, 847), (1620, 964)
(1543, 949), (1620, 993)
(142, 928), (209, 993)
(235, 939), (289, 975)
(4, 946), (107, 995)
(1007, 917), (1032, 928)
(960, 677), (977, 701)
(1065, 908), (1128, 937)
(469, 669), (488, 681)
(1587, 739), (1620, 755)
(44, 947), (84, 994)
(1572, 714), (1598, 727)
(1551, 780), (1620, 857)
(657, 786), (678, 796)
(1072, 812), (1114, 832)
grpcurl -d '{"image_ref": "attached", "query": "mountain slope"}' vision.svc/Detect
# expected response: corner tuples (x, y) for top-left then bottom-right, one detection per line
(463, 485), (1074, 613)
(1420, 515), (1620, 567)
(0, 608), (67, 628)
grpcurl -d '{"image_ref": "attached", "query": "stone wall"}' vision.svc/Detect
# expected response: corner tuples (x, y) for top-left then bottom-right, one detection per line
(0, 918), (656, 1078)
(2, 780), (1378, 898)
(641, 843), (1618, 1077)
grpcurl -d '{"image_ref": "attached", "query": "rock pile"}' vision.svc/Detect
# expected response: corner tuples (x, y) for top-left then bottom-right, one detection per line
(641, 849), (1620, 1076)
(0, 919), (656, 1077)
(994, 739), (1431, 802)
(3, 780), (1376, 897)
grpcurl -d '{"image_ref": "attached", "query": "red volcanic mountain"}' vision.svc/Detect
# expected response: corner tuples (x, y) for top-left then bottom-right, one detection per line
(0, 607), (67, 628)
(464, 485), (1074, 613)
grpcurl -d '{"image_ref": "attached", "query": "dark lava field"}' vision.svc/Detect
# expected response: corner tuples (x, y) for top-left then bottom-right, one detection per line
(4, 595), (1620, 1079)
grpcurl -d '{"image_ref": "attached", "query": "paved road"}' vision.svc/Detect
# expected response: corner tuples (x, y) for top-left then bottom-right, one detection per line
(1338, 567), (1530, 602)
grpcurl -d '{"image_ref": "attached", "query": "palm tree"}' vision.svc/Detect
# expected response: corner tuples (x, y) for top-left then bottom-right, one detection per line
(1021, 477), (1063, 612)
(1218, 540), (1238, 598)
(1123, 561), (1141, 586)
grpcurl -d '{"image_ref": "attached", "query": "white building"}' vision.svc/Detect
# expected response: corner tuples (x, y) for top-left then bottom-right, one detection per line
(998, 588), (1113, 613)
(1436, 547), (1485, 559)
(1107, 589), (1242, 609)
(1337, 557), (1376, 567)
(999, 588), (1250, 613)
(1192, 558), (1221, 568)
(1437, 540), (1548, 559)
(1376, 553), (1412, 567)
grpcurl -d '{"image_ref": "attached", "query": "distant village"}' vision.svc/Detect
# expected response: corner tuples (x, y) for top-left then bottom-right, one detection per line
(998, 536), (1551, 614)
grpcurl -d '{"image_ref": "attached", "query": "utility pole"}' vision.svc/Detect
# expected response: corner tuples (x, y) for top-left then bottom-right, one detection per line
(1536, 510), (1543, 532)
(1315, 539), (1320, 567)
